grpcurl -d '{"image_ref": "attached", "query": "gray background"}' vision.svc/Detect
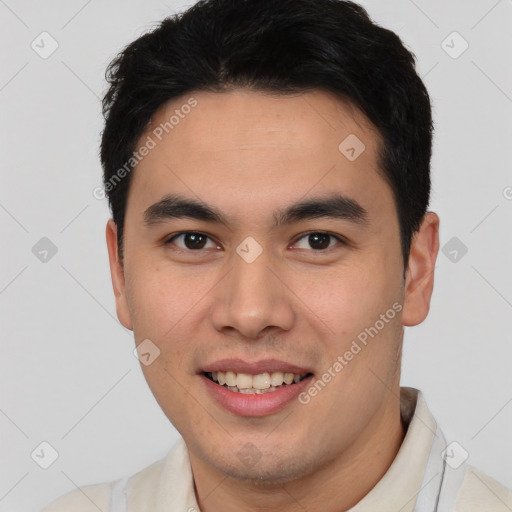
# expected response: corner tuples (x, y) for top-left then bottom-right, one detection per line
(1, 0), (511, 510)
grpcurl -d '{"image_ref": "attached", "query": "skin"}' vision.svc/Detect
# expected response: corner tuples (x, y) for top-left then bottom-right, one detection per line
(106, 89), (439, 512)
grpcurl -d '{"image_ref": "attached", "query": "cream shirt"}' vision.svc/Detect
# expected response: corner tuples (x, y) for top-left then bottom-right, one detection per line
(42, 387), (512, 511)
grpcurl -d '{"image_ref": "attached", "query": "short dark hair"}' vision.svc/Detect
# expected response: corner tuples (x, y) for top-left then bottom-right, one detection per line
(100, 0), (433, 269)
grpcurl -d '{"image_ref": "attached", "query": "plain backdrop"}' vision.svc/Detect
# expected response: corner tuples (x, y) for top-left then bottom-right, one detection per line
(1, 0), (511, 510)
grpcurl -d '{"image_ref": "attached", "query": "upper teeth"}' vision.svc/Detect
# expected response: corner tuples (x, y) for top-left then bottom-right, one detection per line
(209, 371), (307, 389)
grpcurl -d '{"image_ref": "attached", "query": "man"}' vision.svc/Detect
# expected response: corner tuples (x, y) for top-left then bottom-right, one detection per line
(43, 0), (512, 510)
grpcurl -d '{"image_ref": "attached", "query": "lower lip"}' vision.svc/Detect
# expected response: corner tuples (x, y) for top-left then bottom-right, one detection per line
(200, 373), (314, 417)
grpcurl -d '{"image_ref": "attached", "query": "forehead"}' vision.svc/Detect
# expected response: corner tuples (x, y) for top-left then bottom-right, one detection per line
(128, 89), (393, 227)
(146, 88), (378, 153)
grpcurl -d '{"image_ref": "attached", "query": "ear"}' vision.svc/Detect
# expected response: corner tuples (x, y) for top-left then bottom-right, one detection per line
(401, 212), (440, 326)
(105, 219), (133, 330)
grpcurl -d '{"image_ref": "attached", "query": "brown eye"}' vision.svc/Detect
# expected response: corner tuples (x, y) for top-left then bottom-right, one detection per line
(166, 232), (219, 251)
(307, 233), (330, 250)
(293, 232), (344, 251)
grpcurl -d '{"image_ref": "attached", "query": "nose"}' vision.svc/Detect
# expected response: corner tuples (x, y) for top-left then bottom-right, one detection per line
(209, 246), (295, 340)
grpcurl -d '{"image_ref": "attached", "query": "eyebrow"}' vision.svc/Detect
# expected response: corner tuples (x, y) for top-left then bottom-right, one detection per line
(143, 193), (369, 228)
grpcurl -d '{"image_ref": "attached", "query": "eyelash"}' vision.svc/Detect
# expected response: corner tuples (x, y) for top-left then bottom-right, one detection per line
(164, 231), (347, 253)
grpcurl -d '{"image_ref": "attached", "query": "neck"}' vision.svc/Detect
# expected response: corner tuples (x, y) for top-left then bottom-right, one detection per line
(189, 389), (406, 512)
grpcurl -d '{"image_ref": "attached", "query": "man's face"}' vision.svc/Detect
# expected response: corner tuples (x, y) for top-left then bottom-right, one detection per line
(108, 89), (420, 483)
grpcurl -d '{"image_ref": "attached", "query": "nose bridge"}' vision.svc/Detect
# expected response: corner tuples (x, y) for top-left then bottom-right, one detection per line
(210, 243), (295, 338)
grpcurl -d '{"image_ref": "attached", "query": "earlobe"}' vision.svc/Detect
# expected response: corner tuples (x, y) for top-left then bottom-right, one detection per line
(105, 219), (133, 330)
(401, 212), (440, 327)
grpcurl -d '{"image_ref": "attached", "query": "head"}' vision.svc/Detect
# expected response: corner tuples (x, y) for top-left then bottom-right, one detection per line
(103, 0), (439, 487)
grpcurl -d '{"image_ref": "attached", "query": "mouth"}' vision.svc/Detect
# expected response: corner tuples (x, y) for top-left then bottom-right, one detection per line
(200, 358), (315, 416)
(200, 363), (315, 417)
(203, 370), (313, 394)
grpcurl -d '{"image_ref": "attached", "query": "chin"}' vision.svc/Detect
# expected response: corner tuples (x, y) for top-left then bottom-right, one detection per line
(205, 445), (318, 486)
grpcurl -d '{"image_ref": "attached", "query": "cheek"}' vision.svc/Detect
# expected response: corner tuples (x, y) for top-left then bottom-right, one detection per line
(125, 261), (190, 339)
(318, 266), (397, 331)
(124, 260), (209, 374)
(138, 360), (197, 436)
(307, 259), (403, 377)
(125, 265), (198, 426)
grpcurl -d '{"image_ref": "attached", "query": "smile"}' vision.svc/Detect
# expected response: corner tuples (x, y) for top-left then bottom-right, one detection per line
(204, 371), (312, 394)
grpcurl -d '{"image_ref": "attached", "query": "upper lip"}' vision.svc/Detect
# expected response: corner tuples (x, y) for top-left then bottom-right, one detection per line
(201, 358), (312, 375)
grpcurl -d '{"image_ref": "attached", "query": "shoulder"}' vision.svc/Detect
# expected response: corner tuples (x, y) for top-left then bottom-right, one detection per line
(41, 482), (113, 512)
(456, 465), (512, 511)
(41, 455), (168, 512)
